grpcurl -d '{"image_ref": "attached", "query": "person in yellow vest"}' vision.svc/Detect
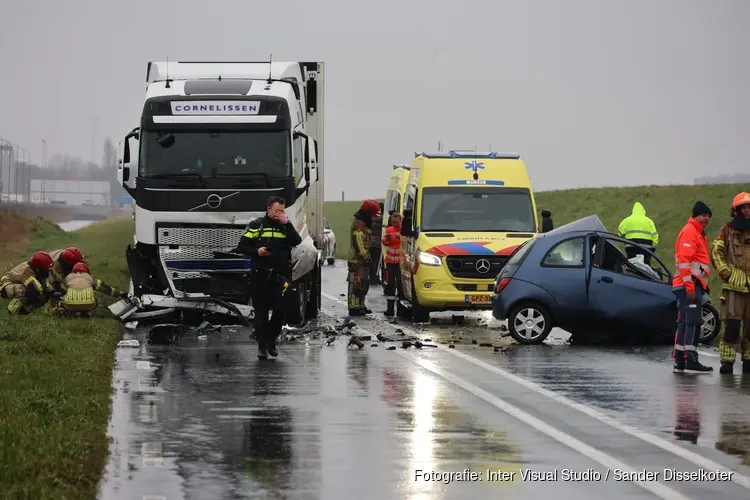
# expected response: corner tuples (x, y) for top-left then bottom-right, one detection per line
(617, 201), (659, 265)
(54, 262), (128, 316)
(45, 247), (85, 313)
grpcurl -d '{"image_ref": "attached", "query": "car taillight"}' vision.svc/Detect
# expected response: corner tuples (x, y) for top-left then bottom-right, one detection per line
(496, 277), (511, 293)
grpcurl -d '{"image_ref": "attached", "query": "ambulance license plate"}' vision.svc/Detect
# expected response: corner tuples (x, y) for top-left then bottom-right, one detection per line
(465, 294), (491, 304)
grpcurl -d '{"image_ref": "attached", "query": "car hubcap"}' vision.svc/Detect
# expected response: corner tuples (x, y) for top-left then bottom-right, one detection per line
(701, 307), (715, 338)
(514, 308), (545, 339)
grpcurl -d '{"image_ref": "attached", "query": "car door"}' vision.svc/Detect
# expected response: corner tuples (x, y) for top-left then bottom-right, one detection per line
(586, 235), (676, 332)
(536, 235), (590, 323)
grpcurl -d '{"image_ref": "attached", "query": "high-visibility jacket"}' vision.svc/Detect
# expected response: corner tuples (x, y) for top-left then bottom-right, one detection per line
(618, 202), (659, 246)
(62, 272), (121, 306)
(381, 226), (402, 263)
(673, 217), (710, 292)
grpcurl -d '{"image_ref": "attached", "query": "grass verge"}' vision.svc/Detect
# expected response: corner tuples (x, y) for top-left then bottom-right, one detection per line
(0, 211), (134, 499)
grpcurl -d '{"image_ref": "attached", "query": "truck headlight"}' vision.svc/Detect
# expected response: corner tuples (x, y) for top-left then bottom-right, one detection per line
(417, 251), (442, 266)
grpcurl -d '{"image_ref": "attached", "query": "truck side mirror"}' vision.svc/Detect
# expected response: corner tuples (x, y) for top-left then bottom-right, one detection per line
(123, 167), (130, 182)
(123, 140), (131, 164)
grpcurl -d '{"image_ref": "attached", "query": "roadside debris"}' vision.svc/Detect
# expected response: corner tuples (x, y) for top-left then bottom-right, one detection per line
(117, 339), (140, 348)
(124, 321), (138, 330)
(348, 337), (364, 349)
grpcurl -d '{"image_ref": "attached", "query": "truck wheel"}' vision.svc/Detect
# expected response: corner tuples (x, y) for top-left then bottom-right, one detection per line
(286, 279), (308, 327)
(305, 266), (321, 320)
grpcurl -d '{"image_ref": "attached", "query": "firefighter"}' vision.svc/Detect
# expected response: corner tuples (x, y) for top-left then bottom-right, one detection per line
(45, 247), (85, 313)
(347, 199), (380, 316)
(381, 212), (402, 317)
(236, 196), (302, 359)
(672, 201), (713, 374)
(0, 251), (54, 314)
(618, 201), (659, 265)
(54, 262), (128, 316)
(369, 202), (384, 285)
(710, 191), (750, 374)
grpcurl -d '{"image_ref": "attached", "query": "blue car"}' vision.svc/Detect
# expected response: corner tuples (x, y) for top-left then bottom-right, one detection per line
(491, 215), (722, 345)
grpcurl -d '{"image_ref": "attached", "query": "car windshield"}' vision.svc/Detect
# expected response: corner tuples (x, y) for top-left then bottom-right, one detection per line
(420, 187), (536, 232)
(139, 130), (291, 178)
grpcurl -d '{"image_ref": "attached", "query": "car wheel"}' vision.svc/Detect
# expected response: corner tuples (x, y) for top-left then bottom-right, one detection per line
(700, 302), (721, 344)
(508, 302), (553, 345)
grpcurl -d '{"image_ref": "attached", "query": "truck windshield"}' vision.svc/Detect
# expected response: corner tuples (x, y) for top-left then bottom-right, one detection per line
(420, 187), (536, 232)
(138, 130), (291, 178)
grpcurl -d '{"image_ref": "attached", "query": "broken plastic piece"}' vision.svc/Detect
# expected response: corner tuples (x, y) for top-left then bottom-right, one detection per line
(117, 339), (140, 348)
(124, 321), (139, 330)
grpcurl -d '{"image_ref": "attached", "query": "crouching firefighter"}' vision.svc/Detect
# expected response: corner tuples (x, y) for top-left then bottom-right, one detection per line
(0, 251), (55, 314)
(45, 247), (85, 313)
(381, 212), (403, 317)
(53, 262), (128, 316)
(711, 192), (750, 374)
(236, 196), (302, 359)
(672, 201), (714, 374)
(347, 200), (380, 315)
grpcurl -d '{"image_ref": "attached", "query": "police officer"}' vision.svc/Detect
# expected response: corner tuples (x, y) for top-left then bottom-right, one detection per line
(236, 196), (302, 359)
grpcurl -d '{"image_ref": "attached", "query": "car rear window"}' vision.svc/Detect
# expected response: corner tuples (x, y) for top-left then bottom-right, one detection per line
(505, 239), (536, 267)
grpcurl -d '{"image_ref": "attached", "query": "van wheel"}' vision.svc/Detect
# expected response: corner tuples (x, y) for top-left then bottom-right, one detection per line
(508, 302), (552, 345)
(410, 282), (430, 323)
(286, 279), (308, 327)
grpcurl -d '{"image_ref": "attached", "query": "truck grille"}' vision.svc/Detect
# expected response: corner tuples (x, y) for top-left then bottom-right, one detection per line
(446, 255), (507, 279)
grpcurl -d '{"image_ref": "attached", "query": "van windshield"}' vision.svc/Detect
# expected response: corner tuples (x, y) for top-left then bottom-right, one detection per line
(420, 187), (536, 232)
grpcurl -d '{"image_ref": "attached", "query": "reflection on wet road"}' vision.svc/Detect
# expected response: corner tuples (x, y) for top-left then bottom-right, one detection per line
(99, 262), (750, 499)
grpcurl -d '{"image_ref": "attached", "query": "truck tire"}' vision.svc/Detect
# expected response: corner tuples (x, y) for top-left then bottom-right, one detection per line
(305, 265), (321, 320)
(286, 278), (308, 327)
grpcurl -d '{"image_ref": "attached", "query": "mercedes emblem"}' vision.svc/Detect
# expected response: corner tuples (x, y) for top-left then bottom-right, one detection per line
(475, 259), (491, 274)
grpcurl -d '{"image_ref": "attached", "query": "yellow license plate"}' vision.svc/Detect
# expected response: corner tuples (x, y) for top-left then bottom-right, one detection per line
(465, 294), (492, 304)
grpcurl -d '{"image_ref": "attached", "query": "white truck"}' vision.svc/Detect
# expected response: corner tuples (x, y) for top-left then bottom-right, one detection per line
(111, 60), (325, 327)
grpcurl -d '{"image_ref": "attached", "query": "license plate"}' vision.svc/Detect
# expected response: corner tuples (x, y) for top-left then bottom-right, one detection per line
(465, 294), (491, 304)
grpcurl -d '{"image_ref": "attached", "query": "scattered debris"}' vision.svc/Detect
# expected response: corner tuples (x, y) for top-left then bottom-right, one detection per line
(198, 335), (208, 340)
(499, 324), (508, 332)
(448, 344), (455, 349)
(325, 337), (336, 346)
(423, 338), (432, 342)
(386, 345), (396, 350)
(479, 342), (493, 347)
(117, 339), (140, 348)
(348, 337), (365, 349)
(371, 343), (378, 347)
(414, 340), (423, 349)
(357, 335), (372, 341)
(402, 341), (413, 349)
(471, 339), (478, 345)
(124, 321), (138, 330)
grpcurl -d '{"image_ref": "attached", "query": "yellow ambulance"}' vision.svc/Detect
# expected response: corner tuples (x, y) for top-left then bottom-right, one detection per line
(399, 151), (539, 322)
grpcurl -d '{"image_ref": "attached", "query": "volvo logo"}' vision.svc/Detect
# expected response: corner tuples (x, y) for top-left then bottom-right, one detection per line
(206, 194), (222, 208)
(188, 191), (241, 212)
(475, 259), (491, 274)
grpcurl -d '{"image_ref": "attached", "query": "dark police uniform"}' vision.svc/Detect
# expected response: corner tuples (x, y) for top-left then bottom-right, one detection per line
(236, 215), (302, 357)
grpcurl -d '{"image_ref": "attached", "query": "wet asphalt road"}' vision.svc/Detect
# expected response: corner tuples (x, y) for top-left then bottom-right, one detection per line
(98, 261), (750, 500)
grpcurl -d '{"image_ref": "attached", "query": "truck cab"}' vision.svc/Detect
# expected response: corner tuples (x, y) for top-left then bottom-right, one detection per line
(116, 61), (325, 326)
(398, 151), (539, 323)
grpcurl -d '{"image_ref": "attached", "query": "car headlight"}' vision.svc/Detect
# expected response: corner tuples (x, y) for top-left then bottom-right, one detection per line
(417, 250), (442, 266)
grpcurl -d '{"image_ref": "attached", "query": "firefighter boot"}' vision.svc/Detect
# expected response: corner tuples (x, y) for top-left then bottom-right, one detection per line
(720, 362), (734, 375)
(384, 299), (395, 317)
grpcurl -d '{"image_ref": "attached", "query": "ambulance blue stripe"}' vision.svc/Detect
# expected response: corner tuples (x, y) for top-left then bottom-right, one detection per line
(449, 242), (495, 254)
(447, 180), (505, 186)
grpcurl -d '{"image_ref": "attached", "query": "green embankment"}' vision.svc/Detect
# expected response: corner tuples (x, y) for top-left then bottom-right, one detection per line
(0, 212), (134, 499)
(324, 184), (746, 300)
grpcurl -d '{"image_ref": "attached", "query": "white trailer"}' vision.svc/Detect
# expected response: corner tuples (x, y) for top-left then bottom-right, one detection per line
(112, 60), (325, 326)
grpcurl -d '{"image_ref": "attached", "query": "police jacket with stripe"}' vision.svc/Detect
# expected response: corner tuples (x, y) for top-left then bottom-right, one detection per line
(236, 215), (302, 278)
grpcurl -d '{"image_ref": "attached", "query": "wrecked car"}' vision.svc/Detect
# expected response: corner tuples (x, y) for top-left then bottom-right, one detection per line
(492, 215), (722, 345)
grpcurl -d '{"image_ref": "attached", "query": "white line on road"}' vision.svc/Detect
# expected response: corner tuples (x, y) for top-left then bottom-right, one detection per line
(333, 314), (692, 499)
(320, 292), (750, 490)
(136, 361), (152, 370)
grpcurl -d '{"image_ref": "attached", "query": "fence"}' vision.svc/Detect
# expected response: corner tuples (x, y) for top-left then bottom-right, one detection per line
(0, 137), (32, 204)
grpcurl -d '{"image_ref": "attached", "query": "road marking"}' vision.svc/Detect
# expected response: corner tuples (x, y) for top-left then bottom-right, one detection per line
(142, 496), (167, 500)
(139, 403), (158, 424)
(137, 378), (156, 393)
(136, 361), (152, 370)
(320, 292), (750, 489)
(141, 442), (164, 467)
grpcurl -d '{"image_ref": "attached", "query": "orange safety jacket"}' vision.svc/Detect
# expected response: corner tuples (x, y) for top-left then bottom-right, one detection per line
(381, 226), (402, 264)
(672, 217), (711, 292)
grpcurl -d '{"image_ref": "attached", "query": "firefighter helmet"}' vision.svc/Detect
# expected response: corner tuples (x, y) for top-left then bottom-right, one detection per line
(60, 247), (84, 266)
(29, 251), (54, 271)
(72, 262), (89, 273)
(360, 199), (381, 216)
(732, 192), (750, 209)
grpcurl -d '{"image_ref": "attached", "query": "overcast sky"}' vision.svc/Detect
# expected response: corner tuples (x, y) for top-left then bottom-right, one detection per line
(1, 0), (748, 200)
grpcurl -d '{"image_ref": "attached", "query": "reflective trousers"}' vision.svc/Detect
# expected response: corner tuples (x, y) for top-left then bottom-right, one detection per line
(347, 263), (370, 310)
(383, 262), (400, 302)
(673, 286), (703, 361)
(719, 290), (750, 362)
